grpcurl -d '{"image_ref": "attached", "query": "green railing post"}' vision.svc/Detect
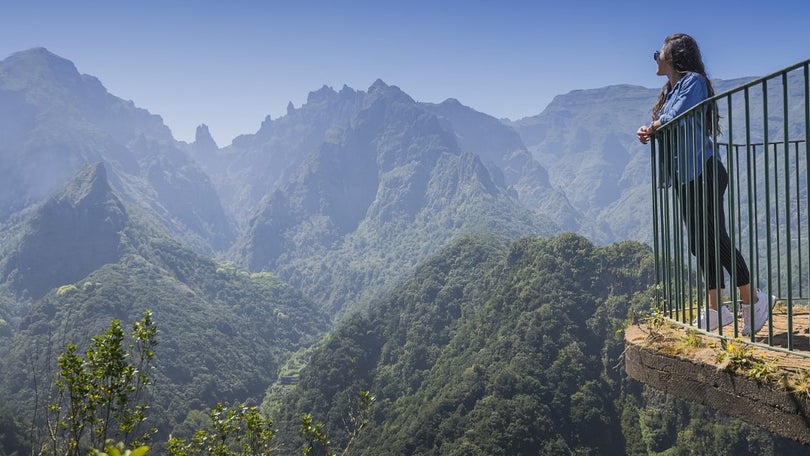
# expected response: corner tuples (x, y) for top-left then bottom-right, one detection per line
(805, 63), (810, 346)
(651, 137), (661, 311)
(782, 72), (794, 350)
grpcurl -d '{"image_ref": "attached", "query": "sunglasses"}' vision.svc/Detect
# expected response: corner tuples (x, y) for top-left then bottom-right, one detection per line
(654, 50), (661, 62)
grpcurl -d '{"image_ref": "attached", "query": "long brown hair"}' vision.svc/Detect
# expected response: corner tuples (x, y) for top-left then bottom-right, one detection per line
(651, 33), (719, 134)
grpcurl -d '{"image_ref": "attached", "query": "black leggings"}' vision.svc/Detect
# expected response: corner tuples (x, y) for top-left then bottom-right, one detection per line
(677, 159), (750, 290)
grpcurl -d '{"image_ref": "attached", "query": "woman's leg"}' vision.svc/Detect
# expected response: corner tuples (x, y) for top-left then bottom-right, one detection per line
(707, 288), (721, 310)
(739, 283), (754, 305)
(705, 159), (768, 335)
(704, 160), (752, 297)
(680, 166), (724, 309)
(681, 159), (752, 309)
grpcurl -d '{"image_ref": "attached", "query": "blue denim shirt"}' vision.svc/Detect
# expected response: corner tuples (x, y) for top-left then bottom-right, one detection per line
(656, 72), (715, 185)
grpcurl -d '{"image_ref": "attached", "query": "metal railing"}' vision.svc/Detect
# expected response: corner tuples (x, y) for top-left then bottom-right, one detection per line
(650, 58), (810, 356)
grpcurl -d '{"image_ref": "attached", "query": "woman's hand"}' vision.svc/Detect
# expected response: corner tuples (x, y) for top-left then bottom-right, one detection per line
(637, 125), (653, 144)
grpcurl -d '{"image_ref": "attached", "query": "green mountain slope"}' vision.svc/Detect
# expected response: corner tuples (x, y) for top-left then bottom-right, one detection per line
(267, 233), (806, 454)
(268, 233), (650, 452)
(0, 163), (125, 300)
(0, 163), (330, 440)
(233, 81), (558, 317)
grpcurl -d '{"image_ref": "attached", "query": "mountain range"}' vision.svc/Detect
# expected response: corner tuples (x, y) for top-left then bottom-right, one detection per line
(2, 48), (779, 316)
(2, 47), (564, 319)
(0, 47), (233, 254)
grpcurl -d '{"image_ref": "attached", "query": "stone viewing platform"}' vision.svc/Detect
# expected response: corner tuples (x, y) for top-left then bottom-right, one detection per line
(624, 308), (810, 445)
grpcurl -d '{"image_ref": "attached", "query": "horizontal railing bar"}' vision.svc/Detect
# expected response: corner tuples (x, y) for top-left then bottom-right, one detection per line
(666, 319), (810, 360)
(657, 59), (810, 134)
(719, 140), (806, 148)
(710, 57), (810, 103)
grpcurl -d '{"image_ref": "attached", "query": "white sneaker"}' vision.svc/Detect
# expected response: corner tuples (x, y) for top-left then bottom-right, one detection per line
(741, 289), (772, 336)
(692, 306), (734, 330)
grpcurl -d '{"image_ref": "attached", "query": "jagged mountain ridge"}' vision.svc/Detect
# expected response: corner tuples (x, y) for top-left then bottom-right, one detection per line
(193, 83), (367, 226)
(510, 77), (775, 244)
(3, 47), (783, 320)
(0, 47), (233, 252)
(231, 80), (558, 316)
(0, 162), (126, 300)
(0, 48), (561, 338)
(194, 80), (574, 233)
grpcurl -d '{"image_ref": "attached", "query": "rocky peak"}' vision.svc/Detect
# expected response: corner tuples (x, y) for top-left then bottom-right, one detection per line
(0, 47), (107, 108)
(306, 84), (338, 104)
(368, 78), (389, 92)
(1, 162), (128, 299)
(194, 123), (219, 152)
(55, 162), (114, 206)
(1, 47), (80, 85)
(364, 79), (414, 107)
(339, 84), (357, 97)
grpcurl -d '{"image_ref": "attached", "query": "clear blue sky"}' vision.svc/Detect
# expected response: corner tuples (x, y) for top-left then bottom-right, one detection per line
(2, 0), (809, 145)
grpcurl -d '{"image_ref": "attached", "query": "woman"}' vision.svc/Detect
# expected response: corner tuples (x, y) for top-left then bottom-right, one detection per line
(636, 33), (770, 335)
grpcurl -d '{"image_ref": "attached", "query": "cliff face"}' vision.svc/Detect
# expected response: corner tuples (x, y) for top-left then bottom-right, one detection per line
(1, 163), (127, 299)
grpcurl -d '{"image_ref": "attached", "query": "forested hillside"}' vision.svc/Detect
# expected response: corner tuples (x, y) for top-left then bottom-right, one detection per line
(266, 233), (806, 454)
(0, 163), (330, 443)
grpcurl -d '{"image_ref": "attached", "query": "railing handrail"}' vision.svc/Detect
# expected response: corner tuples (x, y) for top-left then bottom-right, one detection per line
(711, 57), (810, 102)
(657, 57), (810, 136)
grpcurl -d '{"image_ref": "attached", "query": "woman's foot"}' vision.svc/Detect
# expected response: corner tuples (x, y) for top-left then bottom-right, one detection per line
(692, 305), (733, 330)
(741, 289), (772, 336)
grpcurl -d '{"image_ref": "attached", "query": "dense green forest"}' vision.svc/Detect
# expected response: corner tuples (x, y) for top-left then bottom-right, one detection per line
(1, 230), (806, 454)
(0, 164), (330, 450)
(265, 233), (806, 455)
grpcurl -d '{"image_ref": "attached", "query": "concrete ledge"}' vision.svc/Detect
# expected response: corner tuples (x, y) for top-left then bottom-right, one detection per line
(625, 325), (810, 445)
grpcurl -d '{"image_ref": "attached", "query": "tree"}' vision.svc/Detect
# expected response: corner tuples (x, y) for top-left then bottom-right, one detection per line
(166, 390), (374, 456)
(42, 310), (157, 455)
(31, 309), (373, 455)
(300, 390), (375, 456)
(166, 403), (275, 456)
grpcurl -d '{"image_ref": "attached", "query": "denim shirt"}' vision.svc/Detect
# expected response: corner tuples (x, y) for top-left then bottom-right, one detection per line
(656, 72), (715, 185)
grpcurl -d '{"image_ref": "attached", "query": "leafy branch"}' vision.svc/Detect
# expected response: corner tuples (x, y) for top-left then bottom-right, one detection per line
(42, 310), (157, 455)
